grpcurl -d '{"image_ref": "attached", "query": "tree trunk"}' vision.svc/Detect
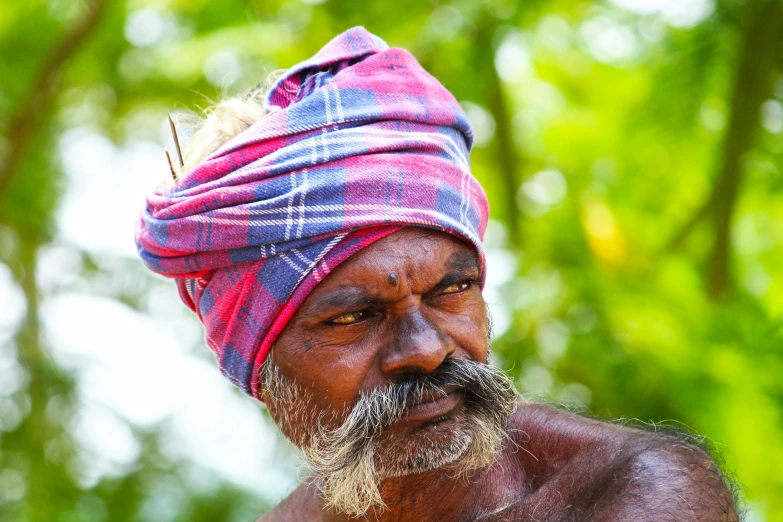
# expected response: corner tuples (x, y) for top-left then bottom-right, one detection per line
(706, 0), (783, 297)
(476, 19), (522, 245)
(0, 0), (106, 199)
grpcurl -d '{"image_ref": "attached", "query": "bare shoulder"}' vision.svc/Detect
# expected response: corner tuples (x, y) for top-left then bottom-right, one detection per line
(499, 401), (740, 521)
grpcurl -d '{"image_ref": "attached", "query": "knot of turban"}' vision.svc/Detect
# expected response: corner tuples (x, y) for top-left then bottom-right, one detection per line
(136, 27), (489, 398)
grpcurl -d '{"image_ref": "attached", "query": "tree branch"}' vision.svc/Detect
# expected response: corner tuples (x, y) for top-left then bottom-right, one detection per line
(706, 0), (783, 297)
(667, 196), (713, 251)
(666, 0), (783, 297)
(0, 0), (106, 199)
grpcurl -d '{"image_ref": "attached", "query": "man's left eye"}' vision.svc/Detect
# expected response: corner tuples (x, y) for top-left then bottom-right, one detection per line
(329, 310), (368, 325)
(441, 280), (473, 295)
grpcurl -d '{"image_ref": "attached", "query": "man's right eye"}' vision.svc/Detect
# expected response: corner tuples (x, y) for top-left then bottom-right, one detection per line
(329, 310), (368, 325)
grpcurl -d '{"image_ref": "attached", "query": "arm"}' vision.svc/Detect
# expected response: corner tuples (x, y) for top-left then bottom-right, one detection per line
(507, 403), (739, 521)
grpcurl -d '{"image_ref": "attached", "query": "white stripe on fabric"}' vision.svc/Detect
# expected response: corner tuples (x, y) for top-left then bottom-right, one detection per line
(333, 85), (344, 123)
(297, 169), (308, 238)
(292, 233), (346, 288)
(320, 128), (330, 163)
(310, 127), (318, 166)
(235, 127), (470, 174)
(238, 201), (474, 216)
(280, 252), (308, 274)
(209, 202), (479, 225)
(290, 247), (313, 266)
(323, 85), (332, 126)
(212, 200), (481, 227)
(284, 172), (296, 240)
(219, 131), (470, 188)
(460, 161), (468, 225)
(465, 170), (474, 225)
(190, 211), (481, 245)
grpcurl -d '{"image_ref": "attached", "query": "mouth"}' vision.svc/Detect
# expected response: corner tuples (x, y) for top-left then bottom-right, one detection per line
(399, 385), (464, 425)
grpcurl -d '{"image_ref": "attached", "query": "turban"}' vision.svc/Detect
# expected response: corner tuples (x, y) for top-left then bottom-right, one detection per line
(136, 27), (489, 398)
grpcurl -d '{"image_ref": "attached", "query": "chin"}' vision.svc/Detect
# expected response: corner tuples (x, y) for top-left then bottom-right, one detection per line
(373, 408), (476, 478)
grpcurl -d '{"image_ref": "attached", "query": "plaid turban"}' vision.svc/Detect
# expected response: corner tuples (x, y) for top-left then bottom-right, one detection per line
(136, 27), (489, 398)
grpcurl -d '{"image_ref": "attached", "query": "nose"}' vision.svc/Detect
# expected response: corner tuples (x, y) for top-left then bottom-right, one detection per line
(380, 306), (454, 375)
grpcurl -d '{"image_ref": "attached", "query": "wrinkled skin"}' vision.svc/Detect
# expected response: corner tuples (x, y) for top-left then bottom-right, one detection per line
(260, 228), (739, 522)
(263, 228), (491, 446)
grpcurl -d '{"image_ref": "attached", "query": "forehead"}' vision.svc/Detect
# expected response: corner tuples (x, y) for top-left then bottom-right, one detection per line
(313, 227), (478, 293)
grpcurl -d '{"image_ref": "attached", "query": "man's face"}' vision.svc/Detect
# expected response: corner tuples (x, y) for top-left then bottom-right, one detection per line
(260, 227), (517, 514)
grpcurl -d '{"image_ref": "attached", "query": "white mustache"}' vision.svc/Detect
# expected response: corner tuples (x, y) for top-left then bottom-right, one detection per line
(299, 357), (519, 515)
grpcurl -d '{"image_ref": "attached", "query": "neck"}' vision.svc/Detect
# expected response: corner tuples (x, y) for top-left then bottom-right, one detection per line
(263, 403), (529, 522)
(319, 442), (521, 522)
(374, 468), (476, 521)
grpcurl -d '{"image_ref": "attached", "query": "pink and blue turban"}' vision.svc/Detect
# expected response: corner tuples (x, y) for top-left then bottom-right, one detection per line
(136, 27), (489, 398)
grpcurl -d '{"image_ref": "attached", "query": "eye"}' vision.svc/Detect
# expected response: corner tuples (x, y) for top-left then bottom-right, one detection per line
(329, 310), (369, 325)
(440, 280), (475, 295)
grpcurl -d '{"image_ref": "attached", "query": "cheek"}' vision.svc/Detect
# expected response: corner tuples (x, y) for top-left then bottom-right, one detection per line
(312, 349), (374, 405)
(273, 331), (379, 411)
(433, 294), (488, 359)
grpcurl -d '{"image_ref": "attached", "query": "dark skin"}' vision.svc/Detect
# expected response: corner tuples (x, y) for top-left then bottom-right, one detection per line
(260, 228), (739, 522)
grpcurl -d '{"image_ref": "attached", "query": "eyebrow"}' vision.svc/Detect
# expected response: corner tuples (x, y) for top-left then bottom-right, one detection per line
(305, 250), (480, 316)
(436, 250), (481, 288)
(306, 287), (382, 316)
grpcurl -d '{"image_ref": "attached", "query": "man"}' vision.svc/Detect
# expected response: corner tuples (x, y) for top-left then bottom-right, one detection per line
(137, 27), (739, 521)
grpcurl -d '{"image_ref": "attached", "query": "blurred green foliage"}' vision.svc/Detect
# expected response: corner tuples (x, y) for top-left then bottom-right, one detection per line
(1, 0), (783, 520)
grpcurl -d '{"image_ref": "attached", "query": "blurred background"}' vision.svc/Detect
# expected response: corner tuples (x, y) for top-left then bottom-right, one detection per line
(1, 0), (782, 520)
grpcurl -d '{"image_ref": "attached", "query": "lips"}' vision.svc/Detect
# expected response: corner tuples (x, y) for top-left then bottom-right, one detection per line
(401, 385), (463, 423)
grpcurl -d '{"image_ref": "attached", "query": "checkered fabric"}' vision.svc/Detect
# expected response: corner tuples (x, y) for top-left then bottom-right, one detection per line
(135, 27), (489, 398)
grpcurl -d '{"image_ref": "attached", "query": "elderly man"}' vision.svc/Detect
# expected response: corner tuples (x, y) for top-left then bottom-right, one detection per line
(137, 28), (739, 521)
